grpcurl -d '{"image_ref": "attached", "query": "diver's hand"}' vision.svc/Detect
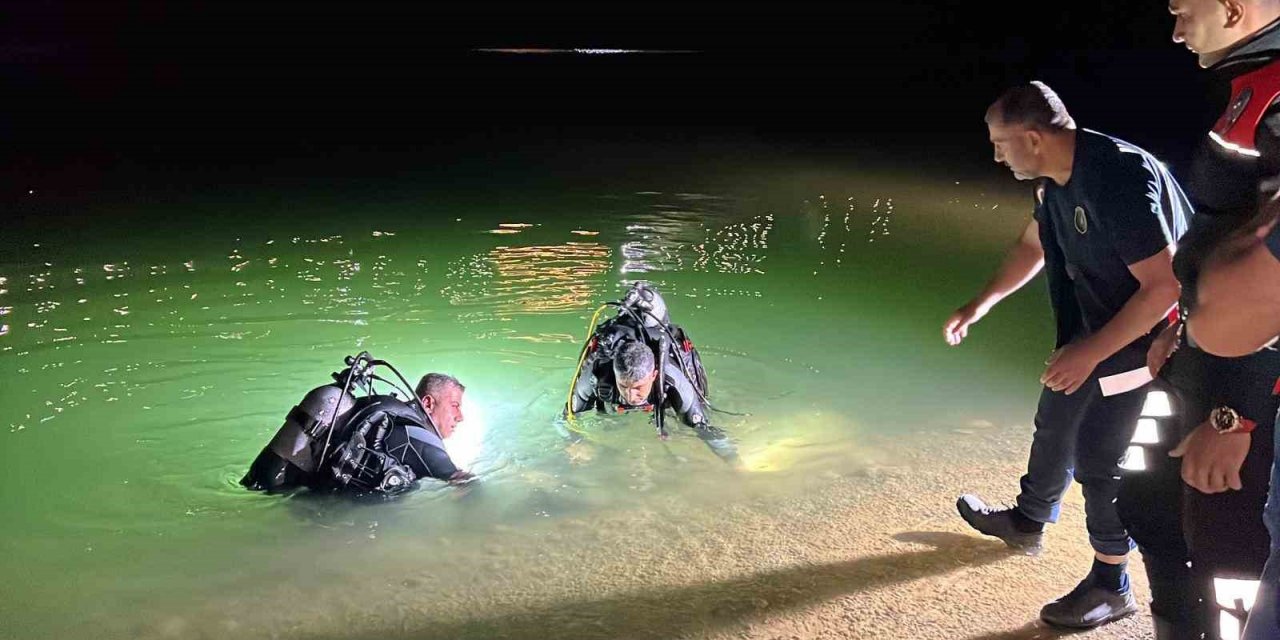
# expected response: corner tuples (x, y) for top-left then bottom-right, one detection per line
(695, 423), (727, 440)
(1041, 341), (1102, 395)
(944, 300), (991, 346)
(448, 470), (476, 485)
(553, 414), (586, 443)
(1147, 322), (1181, 377)
(1170, 421), (1249, 494)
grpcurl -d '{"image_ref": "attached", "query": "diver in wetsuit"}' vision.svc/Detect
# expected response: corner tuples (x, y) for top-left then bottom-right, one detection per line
(240, 352), (472, 494)
(566, 282), (738, 463)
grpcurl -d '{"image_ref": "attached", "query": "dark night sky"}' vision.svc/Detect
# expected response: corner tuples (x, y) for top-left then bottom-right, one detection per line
(2, 1), (1222, 201)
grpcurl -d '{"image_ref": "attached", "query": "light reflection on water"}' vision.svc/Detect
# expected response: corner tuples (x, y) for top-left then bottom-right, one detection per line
(0, 184), (1043, 639)
(444, 241), (613, 315)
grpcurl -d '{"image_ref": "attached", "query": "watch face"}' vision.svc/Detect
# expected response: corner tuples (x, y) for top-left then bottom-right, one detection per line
(1213, 407), (1239, 431)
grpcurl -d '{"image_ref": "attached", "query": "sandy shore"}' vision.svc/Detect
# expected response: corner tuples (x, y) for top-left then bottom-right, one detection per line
(130, 422), (1161, 640)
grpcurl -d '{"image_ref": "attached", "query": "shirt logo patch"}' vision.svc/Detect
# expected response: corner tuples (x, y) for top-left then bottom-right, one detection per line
(1074, 206), (1088, 234)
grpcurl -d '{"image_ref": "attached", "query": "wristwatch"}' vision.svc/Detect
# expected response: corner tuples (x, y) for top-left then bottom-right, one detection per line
(1210, 406), (1258, 434)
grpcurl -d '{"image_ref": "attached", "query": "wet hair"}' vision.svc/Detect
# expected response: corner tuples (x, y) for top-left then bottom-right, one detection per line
(613, 340), (656, 384)
(986, 81), (1076, 132)
(416, 372), (465, 400)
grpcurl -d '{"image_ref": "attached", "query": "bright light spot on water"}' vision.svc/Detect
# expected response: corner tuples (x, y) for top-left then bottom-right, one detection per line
(1141, 391), (1173, 417)
(444, 395), (487, 471)
(738, 437), (808, 473)
(1131, 418), (1160, 444)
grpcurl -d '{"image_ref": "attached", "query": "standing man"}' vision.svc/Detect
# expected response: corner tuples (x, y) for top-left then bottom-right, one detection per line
(1150, 2), (1280, 637)
(945, 82), (1187, 629)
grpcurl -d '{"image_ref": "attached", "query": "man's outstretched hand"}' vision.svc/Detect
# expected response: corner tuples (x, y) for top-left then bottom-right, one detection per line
(944, 301), (990, 346)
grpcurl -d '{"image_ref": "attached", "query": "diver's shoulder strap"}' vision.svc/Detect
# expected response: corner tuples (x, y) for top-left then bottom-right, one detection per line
(287, 405), (328, 437)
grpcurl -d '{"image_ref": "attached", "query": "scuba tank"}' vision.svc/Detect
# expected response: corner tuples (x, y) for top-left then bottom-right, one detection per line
(613, 282), (709, 401)
(621, 281), (670, 328)
(241, 382), (357, 492)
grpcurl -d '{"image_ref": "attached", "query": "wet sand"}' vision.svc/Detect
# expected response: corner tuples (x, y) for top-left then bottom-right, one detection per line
(133, 423), (1155, 640)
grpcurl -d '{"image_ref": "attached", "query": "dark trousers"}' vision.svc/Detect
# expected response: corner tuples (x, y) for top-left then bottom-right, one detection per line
(1016, 358), (1146, 557)
(1118, 345), (1278, 638)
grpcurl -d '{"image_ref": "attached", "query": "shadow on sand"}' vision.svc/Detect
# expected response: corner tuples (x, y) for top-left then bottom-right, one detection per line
(301, 531), (1018, 640)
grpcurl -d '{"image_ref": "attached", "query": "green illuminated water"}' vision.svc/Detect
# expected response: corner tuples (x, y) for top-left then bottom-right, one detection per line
(0, 161), (1053, 639)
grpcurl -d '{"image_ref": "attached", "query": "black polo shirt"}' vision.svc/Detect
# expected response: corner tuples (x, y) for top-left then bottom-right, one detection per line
(1035, 129), (1192, 354)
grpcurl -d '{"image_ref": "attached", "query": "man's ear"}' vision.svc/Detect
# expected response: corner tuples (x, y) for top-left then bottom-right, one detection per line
(1025, 129), (1043, 152)
(1223, 0), (1245, 28)
(421, 395), (435, 410)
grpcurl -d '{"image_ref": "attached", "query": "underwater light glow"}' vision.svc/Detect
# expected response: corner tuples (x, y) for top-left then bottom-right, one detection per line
(444, 395), (487, 471)
(738, 437), (808, 473)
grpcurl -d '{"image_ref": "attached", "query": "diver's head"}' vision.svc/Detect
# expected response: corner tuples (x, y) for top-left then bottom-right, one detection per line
(622, 281), (669, 327)
(613, 340), (658, 406)
(416, 373), (466, 438)
(985, 82), (1076, 183)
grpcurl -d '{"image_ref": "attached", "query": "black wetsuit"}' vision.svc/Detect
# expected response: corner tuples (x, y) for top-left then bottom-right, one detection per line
(384, 423), (459, 481)
(568, 317), (736, 462)
(242, 395), (460, 492)
(339, 395), (461, 484)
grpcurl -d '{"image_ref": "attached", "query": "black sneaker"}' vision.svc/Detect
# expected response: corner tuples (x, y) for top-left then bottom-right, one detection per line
(955, 494), (1045, 554)
(1039, 578), (1137, 629)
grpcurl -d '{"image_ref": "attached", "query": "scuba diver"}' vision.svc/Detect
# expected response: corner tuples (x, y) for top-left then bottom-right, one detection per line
(241, 351), (473, 494)
(564, 281), (739, 464)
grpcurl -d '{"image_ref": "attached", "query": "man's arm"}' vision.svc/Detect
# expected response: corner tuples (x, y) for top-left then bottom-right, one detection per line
(567, 354), (600, 415)
(1165, 109), (1280, 496)
(1187, 109), (1280, 356)
(1188, 225), (1280, 356)
(1043, 247), (1180, 394)
(943, 219), (1045, 345)
(664, 363), (710, 429)
(663, 364), (738, 463)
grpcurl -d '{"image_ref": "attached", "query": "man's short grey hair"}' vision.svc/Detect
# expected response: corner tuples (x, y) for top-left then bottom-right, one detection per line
(613, 340), (656, 383)
(986, 81), (1076, 132)
(416, 372), (465, 399)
